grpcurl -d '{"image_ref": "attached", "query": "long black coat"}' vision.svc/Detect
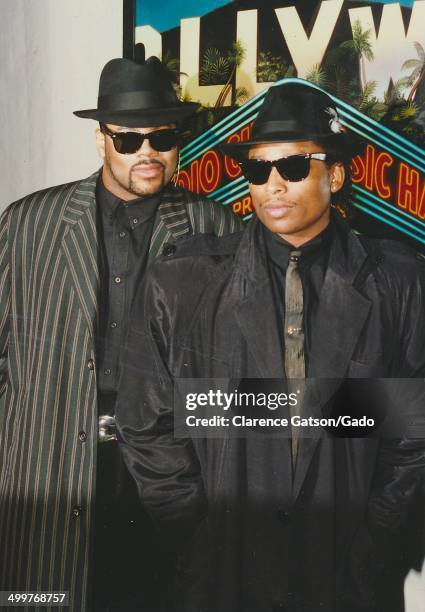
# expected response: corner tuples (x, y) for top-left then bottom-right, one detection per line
(118, 214), (425, 612)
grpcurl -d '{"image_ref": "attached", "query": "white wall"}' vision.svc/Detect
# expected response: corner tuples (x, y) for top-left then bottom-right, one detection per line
(0, 0), (123, 210)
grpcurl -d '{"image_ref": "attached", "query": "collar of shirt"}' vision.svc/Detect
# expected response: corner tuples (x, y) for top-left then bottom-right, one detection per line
(263, 216), (334, 271)
(96, 174), (160, 230)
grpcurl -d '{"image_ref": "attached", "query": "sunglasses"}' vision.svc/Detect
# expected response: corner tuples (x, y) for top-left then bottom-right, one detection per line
(100, 124), (179, 154)
(238, 153), (328, 185)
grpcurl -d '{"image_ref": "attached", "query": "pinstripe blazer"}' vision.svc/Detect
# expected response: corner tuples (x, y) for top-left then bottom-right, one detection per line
(0, 170), (243, 611)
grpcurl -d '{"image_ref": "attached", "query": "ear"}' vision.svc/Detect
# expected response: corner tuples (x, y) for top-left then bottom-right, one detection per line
(95, 127), (106, 161)
(329, 162), (345, 193)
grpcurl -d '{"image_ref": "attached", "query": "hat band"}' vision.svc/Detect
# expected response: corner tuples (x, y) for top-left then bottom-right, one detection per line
(252, 120), (341, 141)
(98, 89), (178, 111)
(253, 120), (301, 136)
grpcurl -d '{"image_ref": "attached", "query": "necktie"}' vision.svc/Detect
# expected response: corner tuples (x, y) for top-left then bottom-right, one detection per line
(284, 250), (305, 466)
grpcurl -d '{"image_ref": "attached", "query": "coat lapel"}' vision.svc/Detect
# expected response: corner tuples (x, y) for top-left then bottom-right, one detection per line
(307, 227), (372, 381)
(149, 186), (191, 258)
(61, 172), (100, 338)
(293, 220), (372, 500)
(235, 279), (286, 378)
(233, 220), (285, 378)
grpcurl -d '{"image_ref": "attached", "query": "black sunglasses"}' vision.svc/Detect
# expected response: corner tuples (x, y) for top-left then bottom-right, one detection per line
(238, 153), (328, 185)
(100, 124), (179, 154)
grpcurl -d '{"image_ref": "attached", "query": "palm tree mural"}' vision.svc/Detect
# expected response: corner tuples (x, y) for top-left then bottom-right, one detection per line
(200, 48), (230, 87)
(199, 41), (247, 108)
(215, 41), (246, 107)
(356, 81), (387, 121)
(402, 42), (425, 102)
(257, 52), (294, 82)
(341, 19), (374, 92)
(306, 63), (329, 88)
(381, 97), (425, 146)
(324, 42), (357, 102)
(161, 50), (187, 99)
(385, 77), (411, 106)
(192, 18), (423, 141)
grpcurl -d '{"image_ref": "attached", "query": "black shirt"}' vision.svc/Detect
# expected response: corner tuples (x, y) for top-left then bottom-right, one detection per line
(94, 178), (163, 610)
(96, 177), (159, 413)
(263, 219), (333, 374)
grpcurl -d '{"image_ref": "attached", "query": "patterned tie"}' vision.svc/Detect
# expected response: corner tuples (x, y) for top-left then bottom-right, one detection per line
(284, 250), (305, 467)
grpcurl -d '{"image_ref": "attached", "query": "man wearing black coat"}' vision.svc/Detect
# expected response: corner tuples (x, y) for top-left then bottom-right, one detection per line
(118, 83), (425, 611)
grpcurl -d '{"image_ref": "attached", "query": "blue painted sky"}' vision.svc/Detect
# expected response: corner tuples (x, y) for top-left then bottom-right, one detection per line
(136, 0), (414, 32)
(359, 0), (413, 5)
(136, 0), (232, 32)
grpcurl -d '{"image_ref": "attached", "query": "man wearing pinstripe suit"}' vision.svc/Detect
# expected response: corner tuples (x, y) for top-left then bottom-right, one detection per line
(0, 55), (243, 610)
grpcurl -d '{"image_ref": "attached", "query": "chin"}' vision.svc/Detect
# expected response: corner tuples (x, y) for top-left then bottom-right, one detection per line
(262, 218), (298, 236)
(131, 178), (164, 197)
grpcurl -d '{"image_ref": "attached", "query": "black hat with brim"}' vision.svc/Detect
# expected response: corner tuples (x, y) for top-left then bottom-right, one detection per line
(220, 82), (363, 162)
(74, 56), (199, 127)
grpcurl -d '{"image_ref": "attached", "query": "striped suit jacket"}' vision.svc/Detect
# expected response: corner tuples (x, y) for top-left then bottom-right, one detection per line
(0, 170), (243, 610)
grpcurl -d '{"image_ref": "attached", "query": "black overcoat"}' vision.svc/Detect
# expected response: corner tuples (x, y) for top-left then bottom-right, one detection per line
(118, 214), (425, 612)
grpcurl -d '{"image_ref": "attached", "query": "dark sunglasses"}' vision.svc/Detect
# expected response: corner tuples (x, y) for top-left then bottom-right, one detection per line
(100, 124), (179, 154)
(238, 153), (328, 185)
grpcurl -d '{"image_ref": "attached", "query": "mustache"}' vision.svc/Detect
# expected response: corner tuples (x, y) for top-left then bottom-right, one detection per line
(262, 198), (295, 207)
(131, 159), (165, 171)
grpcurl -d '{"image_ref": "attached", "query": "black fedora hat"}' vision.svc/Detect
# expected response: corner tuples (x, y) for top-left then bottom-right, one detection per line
(74, 55), (199, 127)
(221, 81), (362, 161)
